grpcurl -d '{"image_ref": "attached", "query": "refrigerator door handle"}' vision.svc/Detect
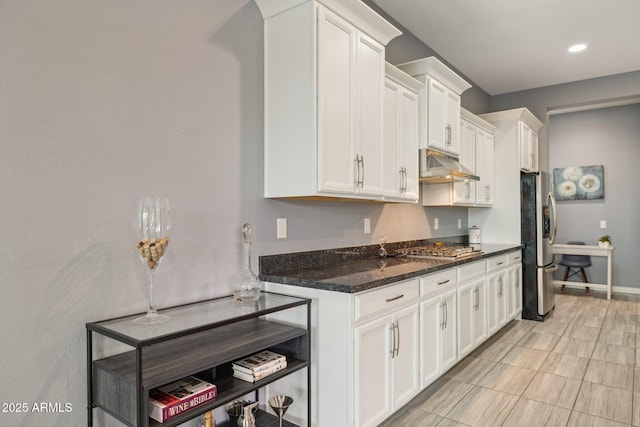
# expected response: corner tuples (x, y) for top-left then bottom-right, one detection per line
(545, 264), (559, 273)
(548, 192), (558, 245)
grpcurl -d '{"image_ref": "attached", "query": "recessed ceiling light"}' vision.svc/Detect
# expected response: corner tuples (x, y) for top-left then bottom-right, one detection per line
(568, 43), (587, 53)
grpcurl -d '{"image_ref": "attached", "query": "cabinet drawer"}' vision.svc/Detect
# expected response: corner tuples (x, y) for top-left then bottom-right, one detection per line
(355, 279), (419, 322)
(507, 250), (522, 265)
(486, 254), (507, 272)
(457, 260), (485, 283)
(420, 269), (457, 299)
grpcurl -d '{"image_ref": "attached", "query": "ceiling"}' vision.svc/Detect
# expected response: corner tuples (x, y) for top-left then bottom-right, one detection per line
(371, 0), (640, 95)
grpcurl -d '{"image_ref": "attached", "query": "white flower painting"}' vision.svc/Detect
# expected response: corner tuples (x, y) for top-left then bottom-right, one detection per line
(553, 165), (604, 200)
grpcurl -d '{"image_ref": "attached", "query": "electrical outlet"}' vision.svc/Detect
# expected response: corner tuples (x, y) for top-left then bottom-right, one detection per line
(600, 220), (607, 229)
(277, 218), (287, 239)
(364, 218), (371, 234)
(458, 219), (462, 229)
(434, 218), (439, 230)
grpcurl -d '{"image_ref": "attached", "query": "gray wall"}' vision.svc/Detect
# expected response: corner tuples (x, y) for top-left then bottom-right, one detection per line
(0, 2), (476, 426)
(363, 0), (492, 115)
(548, 104), (640, 289)
(490, 73), (640, 292)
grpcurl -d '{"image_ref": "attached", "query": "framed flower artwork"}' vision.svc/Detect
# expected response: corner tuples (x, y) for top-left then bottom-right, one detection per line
(553, 165), (604, 200)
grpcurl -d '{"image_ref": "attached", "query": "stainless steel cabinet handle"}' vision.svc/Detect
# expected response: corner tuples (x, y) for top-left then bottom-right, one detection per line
(466, 182), (470, 199)
(403, 167), (407, 193)
(474, 286), (479, 310)
(386, 294), (404, 302)
(443, 300), (448, 328)
(390, 322), (396, 357)
(354, 155), (364, 188)
(440, 301), (445, 329)
(395, 320), (400, 357)
(437, 279), (450, 286)
(498, 277), (503, 296)
(446, 124), (452, 145)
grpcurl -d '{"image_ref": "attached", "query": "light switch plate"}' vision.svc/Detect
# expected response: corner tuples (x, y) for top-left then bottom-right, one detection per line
(277, 218), (287, 239)
(600, 220), (607, 229)
(364, 218), (371, 234)
(434, 218), (439, 230)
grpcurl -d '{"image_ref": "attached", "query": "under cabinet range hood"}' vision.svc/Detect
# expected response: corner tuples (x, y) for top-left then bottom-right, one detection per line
(419, 149), (480, 183)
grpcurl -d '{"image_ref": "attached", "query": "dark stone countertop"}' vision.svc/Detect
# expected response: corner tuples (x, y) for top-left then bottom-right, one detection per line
(259, 242), (523, 294)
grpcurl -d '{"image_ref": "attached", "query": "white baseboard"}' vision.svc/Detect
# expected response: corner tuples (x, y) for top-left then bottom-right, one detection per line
(554, 282), (640, 295)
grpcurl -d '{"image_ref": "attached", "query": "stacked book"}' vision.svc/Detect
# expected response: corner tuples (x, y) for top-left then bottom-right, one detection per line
(148, 376), (217, 423)
(232, 350), (287, 383)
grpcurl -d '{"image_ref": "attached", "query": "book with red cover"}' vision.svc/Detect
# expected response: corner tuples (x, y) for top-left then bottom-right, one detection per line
(148, 376), (217, 422)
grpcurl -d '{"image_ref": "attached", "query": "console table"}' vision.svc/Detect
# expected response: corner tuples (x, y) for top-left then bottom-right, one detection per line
(86, 292), (311, 426)
(552, 244), (614, 300)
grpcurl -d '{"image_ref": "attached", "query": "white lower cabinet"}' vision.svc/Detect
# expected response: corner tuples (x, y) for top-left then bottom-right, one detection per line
(507, 250), (523, 319)
(458, 277), (488, 360)
(264, 248), (523, 426)
(419, 270), (457, 388)
(487, 255), (509, 335)
(457, 261), (488, 359)
(355, 280), (420, 427)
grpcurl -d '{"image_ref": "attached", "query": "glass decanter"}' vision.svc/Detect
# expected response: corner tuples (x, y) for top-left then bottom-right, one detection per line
(233, 223), (261, 304)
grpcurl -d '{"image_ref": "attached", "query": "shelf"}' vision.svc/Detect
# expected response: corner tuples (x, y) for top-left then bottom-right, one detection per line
(87, 292), (311, 427)
(93, 317), (308, 388)
(87, 293), (308, 346)
(215, 409), (299, 427)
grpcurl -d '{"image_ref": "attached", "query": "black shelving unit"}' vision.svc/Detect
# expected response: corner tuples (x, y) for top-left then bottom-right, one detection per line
(86, 292), (311, 427)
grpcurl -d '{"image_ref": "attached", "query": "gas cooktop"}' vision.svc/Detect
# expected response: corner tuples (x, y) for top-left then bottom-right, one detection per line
(396, 245), (483, 261)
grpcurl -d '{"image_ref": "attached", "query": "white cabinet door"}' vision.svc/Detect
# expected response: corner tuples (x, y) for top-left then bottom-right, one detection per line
(355, 315), (392, 427)
(317, 8), (356, 194)
(444, 90), (461, 155)
(356, 33), (385, 196)
(457, 281), (475, 358)
(474, 278), (488, 346)
(487, 271), (507, 335)
(508, 263), (523, 320)
(382, 76), (419, 202)
(519, 121), (538, 172)
(457, 277), (487, 359)
(488, 270), (508, 335)
(355, 303), (419, 427)
(426, 78), (461, 155)
(427, 78), (448, 152)
(453, 120), (477, 204)
(476, 130), (494, 206)
(398, 89), (419, 200)
(420, 288), (457, 379)
(383, 81), (401, 198)
(440, 288), (458, 372)
(392, 304), (420, 409)
(420, 295), (442, 388)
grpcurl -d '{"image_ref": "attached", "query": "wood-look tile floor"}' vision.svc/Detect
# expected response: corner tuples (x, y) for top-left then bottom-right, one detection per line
(379, 290), (640, 427)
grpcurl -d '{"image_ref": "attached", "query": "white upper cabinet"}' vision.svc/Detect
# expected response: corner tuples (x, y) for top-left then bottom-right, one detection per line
(471, 107), (543, 243)
(383, 63), (422, 202)
(397, 57), (471, 156)
(255, 0), (401, 201)
(519, 121), (539, 172)
(422, 108), (494, 207)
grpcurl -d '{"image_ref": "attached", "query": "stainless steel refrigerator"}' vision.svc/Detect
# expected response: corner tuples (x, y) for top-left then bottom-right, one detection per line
(521, 171), (558, 321)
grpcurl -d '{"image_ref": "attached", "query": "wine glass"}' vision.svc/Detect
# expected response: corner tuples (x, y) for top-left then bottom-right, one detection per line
(132, 197), (171, 324)
(268, 395), (293, 427)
